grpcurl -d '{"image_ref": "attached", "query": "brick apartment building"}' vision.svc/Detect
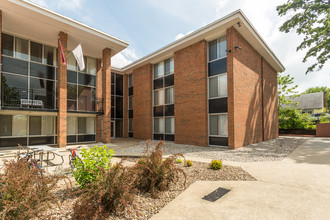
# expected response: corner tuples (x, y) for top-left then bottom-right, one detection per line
(0, 0), (284, 149)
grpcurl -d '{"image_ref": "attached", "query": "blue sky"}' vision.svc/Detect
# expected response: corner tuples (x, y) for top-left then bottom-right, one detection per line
(30, 0), (329, 93)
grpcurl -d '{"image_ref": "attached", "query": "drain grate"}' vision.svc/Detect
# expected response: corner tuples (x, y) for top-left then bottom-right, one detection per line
(202, 187), (230, 202)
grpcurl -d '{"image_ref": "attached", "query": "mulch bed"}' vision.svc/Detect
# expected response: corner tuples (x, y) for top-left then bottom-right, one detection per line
(45, 162), (256, 219)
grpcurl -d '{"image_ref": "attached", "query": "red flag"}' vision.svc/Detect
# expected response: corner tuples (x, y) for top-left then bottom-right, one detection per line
(58, 38), (67, 65)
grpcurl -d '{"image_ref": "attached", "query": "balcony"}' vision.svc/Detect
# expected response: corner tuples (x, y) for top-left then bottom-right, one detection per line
(1, 88), (103, 113)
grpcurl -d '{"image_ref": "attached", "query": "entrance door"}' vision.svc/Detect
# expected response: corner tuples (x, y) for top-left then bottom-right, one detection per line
(111, 121), (115, 138)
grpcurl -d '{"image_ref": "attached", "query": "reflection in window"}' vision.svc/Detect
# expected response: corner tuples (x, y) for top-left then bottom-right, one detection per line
(30, 41), (42, 63)
(1, 33), (14, 57)
(15, 37), (28, 60)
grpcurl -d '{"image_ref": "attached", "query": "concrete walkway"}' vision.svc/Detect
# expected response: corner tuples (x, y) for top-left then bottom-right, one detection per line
(152, 138), (330, 220)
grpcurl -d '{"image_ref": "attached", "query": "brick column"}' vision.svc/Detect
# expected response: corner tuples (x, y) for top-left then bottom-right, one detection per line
(123, 74), (128, 138)
(96, 58), (102, 142)
(57, 32), (68, 148)
(102, 48), (111, 143)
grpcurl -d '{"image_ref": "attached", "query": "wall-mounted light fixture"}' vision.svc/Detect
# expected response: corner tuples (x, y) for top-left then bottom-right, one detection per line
(234, 46), (241, 50)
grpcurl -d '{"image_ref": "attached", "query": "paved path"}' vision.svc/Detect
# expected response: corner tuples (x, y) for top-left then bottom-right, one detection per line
(152, 137), (330, 220)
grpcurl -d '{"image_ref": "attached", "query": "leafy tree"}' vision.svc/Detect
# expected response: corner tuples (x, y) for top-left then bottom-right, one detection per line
(278, 73), (298, 108)
(303, 86), (330, 111)
(277, 0), (330, 74)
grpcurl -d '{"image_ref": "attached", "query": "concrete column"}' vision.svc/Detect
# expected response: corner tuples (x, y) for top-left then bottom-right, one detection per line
(57, 32), (67, 148)
(102, 48), (111, 143)
(96, 58), (102, 142)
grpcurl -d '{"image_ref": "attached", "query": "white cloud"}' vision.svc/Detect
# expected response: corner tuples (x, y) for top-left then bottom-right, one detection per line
(55, 0), (85, 11)
(111, 48), (139, 68)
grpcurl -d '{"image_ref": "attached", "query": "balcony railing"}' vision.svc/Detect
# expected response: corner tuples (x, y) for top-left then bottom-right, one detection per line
(1, 88), (103, 113)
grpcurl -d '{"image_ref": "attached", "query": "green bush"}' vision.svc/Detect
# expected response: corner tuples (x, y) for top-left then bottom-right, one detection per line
(72, 146), (114, 188)
(133, 141), (186, 198)
(279, 108), (315, 129)
(210, 160), (223, 170)
(175, 158), (184, 164)
(72, 161), (136, 220)
(185, 160), (193, 167)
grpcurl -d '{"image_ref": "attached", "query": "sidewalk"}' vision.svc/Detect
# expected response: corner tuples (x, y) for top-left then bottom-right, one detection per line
(152, 137), (330, 220)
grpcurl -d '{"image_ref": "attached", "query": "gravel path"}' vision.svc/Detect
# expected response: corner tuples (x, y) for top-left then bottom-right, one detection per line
(116, 137), (307, 162)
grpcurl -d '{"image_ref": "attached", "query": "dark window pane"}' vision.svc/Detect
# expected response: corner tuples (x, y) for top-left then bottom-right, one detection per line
(153, 78), (163, 90)
(154, 106), (164, 117)
(78, 135), (95, 142)
(115, 120), (123, 137)
(67, 135), (77, 143)
(0, 115), (12, 136)
(0, 137), (27, 147)
(30, 62), (55, 79)
(67, 70), (77, 83)
(111, 72), (115, 84)
(1, 73), (28, 106)
(30, 41), (42, 63)
(30, 78), (55, 109)
(29, 136), (54, 145)
(115, 96), (123, 118)
(165, 134), (175, 141)
(1, 56), (28, 75)
(111, 96), (115, 107)
(208, 57), (227, 76)
(43, 45), (54, 65)
(1, 33), (14, 57)
(128, 132), (133, 138)
(129, 110), (133, 118)
(78, 73), (96, 86)
(111, 107), (114, 119)
(129, 87), (133, 96)
(67, 84), (77, 100)
(29, 116), (41, 135)
(209, 137), (228, 146)
(165, 104), (174, 116)
(153, 134), (164, 140)
(115, 74), (123, 96)
(111, 84), (115, 94)
(78, 86), (95, 112)
(78, 117), (86, 134)
(209, 97), (228, 113)
(164, 74), (174, 87)
(67, 100), (77, 111)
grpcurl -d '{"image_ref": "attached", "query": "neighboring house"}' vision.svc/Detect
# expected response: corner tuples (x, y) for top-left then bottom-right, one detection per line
(285, 92), (328, 114)
(0, 0), (284, 149)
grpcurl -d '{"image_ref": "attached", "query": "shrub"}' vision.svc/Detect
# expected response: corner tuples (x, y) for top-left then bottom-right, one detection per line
(185, 160), (193, 167)
(175, 158), (184, 164)
(133, 141), (186, 198)
(0, 155), (69, 219)
(72, 160), (137, 220)
(72, 146), (114, 188)
(210, 160), (223, 170)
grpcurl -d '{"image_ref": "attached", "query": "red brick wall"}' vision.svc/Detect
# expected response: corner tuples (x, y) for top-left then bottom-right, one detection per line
(227, 27), (278, 149)
(133, 64), (153, 140)
(57, 32), (67, 148)
(174, 40), (208, 147)
(316, 123), (330, 137)
(102, 48), (111, 143)
(263, 59), (279, 140)
(123, 74), (128, 138)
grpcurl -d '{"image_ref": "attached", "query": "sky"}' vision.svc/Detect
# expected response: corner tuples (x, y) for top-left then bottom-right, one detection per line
(30, 0), (329, 93)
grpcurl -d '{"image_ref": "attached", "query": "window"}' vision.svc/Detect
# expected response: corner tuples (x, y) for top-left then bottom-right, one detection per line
(43, 45), (54, 65)
(30, 41), (42, 63)
(67, 117), (77, 135)
(86, 57), (97, 75)
(0, 115), (12, 136)
(86, 117), (95, 134)
(128, 74), (133, 87)
(209, 73), (227, 98)
(129, 96), (133, 110)
(154, 61), (164, 79)
(208, 36), (227, 62)
(1, 33), (14, 57)
(29, 116), (41, 135)
(165, 117), (174, 134)
(78, 117), (86, 134)
(154, 89), (164, 106)
(165, 57), (174, 75)
(129, 118), (133, 132)
(15, 37), (28, 60)
(67, 53), (77, 71)
(154, 118), (165, 133)
(209, 114), (228, 136)
(165, 87), (174, 104)
(13, 115), (27, 136)
(42, 116), (54, 135)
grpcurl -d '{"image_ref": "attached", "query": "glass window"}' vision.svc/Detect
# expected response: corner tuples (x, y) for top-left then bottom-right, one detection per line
(15, 37), (28, 60)
(219, 114), (228, 136)
(209, 39), (217, 61)
(12, 115), (27, 136)
(67, 53), (77, 71)
(0, 115), (12, 136)
(43, 45), (54, 65)
(209, 77), (218, 98)
(218, 37), (227, 59)
(154, 61), (164, 78)
(30, 41), (42, 63)
(154, 89), (164, 106)
(67, 84), (77, 100)
(42, 116), (54, 135)
(1, 73), (29, 99)
(129, 96), (133, 110)
(78, 117), (86, 134)
(165, 87), (174, 104)
(86, 117), (95, 134)
(219, 74), (227, 97)
(165, 117), (174, 134)
(129, 118), (133, 132)
(165, 58), (174, 75)
(1, 33), (14, 57)
(210, 115), (218, 136)
(86, 57), (97, 75)
(29, 116), (41, 135)
(67, 117), (77, 135)
(128, 74), (133, 87)
(154, 118), (164, 133)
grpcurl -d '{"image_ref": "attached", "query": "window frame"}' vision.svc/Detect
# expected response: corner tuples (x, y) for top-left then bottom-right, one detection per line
(208, 113), (228, 137)
(208, 36), (227, 63)
(208, 73), (227, 99)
